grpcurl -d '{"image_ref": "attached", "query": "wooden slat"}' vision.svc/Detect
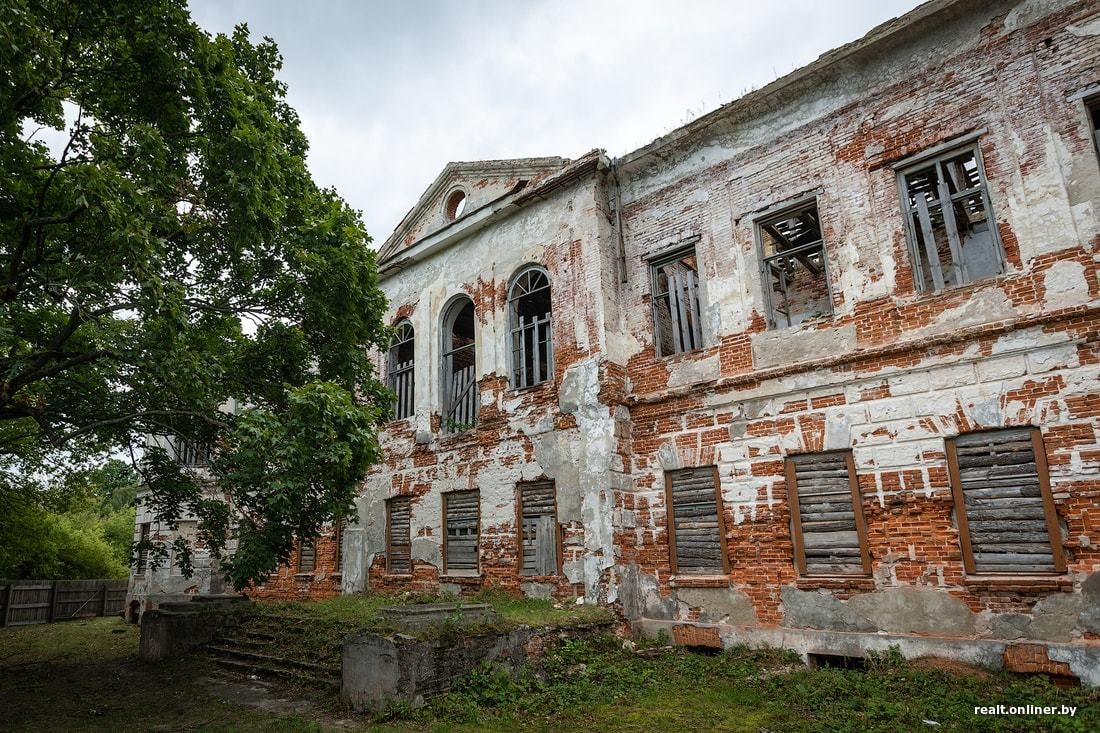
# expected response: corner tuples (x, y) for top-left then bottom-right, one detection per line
(667, 466), (725, 575)
(788, 451), (867, 577)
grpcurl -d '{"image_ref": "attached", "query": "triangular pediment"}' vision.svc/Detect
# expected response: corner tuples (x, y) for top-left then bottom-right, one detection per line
(378, 156), (570, 263)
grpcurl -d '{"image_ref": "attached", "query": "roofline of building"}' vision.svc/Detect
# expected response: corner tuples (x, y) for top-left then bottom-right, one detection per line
(377, 150), (608, 278)
(613, 0), (976, 170)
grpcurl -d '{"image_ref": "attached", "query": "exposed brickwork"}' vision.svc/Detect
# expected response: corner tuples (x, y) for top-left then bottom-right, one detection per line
(1003, 644), (1076, 678)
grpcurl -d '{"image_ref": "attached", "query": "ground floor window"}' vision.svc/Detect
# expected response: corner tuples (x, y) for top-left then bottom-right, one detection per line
(518, 482), (558, 576)
(387, 496), (412, 574)
(665, 466), (727, 575)
(785, 451), (870, 576)
(444, 490), (479, 574)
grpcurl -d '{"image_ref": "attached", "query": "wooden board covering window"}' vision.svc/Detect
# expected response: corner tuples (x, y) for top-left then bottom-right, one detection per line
(947, 428), (1065, 575)
(387, 496), (412, 575)
(665, 466), (728, 575)
(137, 522), (150, 573)
(786, 451), (870, 576)
(298, 540), (316, 574)
(517, 482), (558, 576)
(444, 490), (479, 574)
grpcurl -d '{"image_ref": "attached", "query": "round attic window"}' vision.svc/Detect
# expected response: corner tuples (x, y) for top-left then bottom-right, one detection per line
(445, 190), (467, 220)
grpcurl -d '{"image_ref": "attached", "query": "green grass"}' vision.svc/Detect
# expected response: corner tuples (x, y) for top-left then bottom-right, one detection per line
(2, 616), (1097, 732)
(251, 587), (613, 630)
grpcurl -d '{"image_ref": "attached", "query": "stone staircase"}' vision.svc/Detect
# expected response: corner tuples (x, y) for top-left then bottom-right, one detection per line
(203, 615), (343, 690)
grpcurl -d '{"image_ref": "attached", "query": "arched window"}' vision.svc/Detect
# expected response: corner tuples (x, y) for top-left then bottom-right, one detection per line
(388, 321), (415, 420)
(441, 297), (477, 433)
(508, 267), (553, 388)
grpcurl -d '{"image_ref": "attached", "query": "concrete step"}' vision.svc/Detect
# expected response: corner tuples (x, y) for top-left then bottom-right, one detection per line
(206, 645), (340, 676)
(209, 656), (340, 690)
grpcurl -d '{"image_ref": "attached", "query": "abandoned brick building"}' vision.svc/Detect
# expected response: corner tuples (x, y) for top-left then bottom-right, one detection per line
(131, 0), (1100, 681)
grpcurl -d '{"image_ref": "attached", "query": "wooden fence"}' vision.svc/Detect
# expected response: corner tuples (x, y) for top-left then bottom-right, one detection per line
(0, 579), (128, 627)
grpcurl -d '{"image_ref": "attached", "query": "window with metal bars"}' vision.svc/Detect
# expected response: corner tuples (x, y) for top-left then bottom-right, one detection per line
(785, 451), (870, 576)
(898, 142), (1003, 292)
(650, 244), (702, 357)
(170, 437), (210, 467)
(757, 200), (832, 328)
(665, 466), (727, 575)
(444, 490), (479, 575)
(946, 428), (1065, 575)
(386, 496), (412, 574)
(508, 267), (553, 388)
(517, 482), (558, 576)
(297, 539), (316, 574)
(388, 321), (415, 420)
(441, 297), (478, 433)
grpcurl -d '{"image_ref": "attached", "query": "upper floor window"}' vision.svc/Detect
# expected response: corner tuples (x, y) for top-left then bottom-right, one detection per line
(898, 142), (1002, 292)
(170, 437), (210, 467)
(756, 199), (832, 328)
(1088, 96), (1100, 159)
(508, 266), (553, 388)
(946, 428), (1065, 575)
(387, 321), (415, 420)
(441, 296), (478, 433)
(650, 243), (702, 357)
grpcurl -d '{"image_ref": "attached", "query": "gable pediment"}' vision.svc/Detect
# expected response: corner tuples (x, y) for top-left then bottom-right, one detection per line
(378, 156), (569, 263)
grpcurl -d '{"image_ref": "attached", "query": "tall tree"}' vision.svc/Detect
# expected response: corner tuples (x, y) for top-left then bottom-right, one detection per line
(1, 0), (390, 588)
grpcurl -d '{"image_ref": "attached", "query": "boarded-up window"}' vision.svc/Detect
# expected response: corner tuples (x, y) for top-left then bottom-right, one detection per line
(757, 200), (832, 328)
(509, 267), (553, 388)
(650, 244), (702, 357)
(898, 142), (1003, 292)
(298, 540), (316, 574)
(387, 496), (412, 574)
(444, 490), (479, 574)
(665, 466), (727, 575)
(388, 321), (415, 420)
(1088, 97), (1100, 159)
(335, 520), (344, 573)
(518, 482), (558, 576)
(137, 522), (151, 573)
(442, 297), (478, 433)
(947, 428), (1065, 575)
(786, 452), (870, 576)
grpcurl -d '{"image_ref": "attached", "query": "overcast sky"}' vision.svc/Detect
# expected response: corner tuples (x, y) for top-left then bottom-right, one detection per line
(187, 0), (921, 245)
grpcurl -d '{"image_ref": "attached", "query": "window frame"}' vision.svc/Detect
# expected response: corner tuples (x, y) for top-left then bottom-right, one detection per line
(440, 295), (478, 434)
(945, 427), (1066, 576)
(664, 465), (730, 576)
(442, 489), (481, 576)
(386, 496), (413, 576)
(297, 539), (316, 575)
(515, 480), (561, 577)
(136, 522), (151, 574)
(387, 320), (415, 421)
(895, 139), (1004, 293)
(648, 241), (704, 357)
(507, 265), (554, 390)
(785, 450), (871, 577)
(753, 197), (834, 329)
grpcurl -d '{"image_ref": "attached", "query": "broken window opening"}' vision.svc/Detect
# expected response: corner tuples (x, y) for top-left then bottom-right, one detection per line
(441, 297), (478, 433)
(899, 144), (1002, 292)
(297, 539), (316, 574)
(386, 496), (412, 574)
(786, 451), (870, 577)
(947, 428), (1065, 575)
(170, 436), (210, 467)
(665, 466), (727, 575)
(388, 320), (415, 420)
(508, 267), (553, 388)
(444, 490), (479, 575)
(651, 245), (702, 357)
(757, 200), (832, 328)
(518, 481), (558, 576)
(1088, 96), (1100, 160)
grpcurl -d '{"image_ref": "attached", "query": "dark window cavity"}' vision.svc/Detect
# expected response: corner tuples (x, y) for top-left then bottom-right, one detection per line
(441, 297), (478, 433)
(757, 200), (832, 328)
(947, 428), (1065, 575)
(899, 144), (1002, 292)
(444, 490), (479, 574)
(651, 244), (702, 357)
(786, 451), (870, 576)
(388, 320), (415, 420)
(508, 267), (553, 388)
(518, 481), (558, 576)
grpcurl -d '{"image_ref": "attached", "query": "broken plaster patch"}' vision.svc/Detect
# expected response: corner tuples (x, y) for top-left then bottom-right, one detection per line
(751, 324), (856, 370)
(1042, 259), (1091, 310)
